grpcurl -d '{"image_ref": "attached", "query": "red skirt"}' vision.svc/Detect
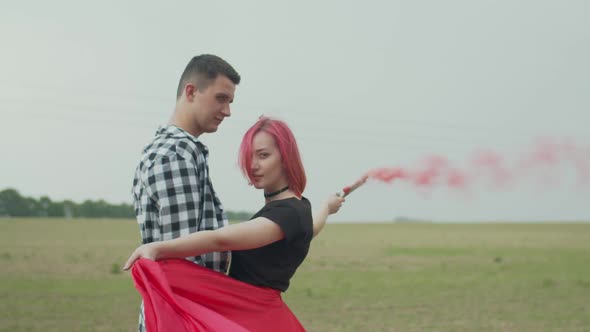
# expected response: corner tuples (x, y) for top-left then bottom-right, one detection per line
(131, 258), (306, 332)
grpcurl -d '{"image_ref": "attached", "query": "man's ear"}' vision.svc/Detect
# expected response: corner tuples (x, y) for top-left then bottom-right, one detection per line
(184, 83), (196, 101)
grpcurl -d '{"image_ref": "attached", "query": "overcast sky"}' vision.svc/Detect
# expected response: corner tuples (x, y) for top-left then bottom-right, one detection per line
(1, 0), (589, 222)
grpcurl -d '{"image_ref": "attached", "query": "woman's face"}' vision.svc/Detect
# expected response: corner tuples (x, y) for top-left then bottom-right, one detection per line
(250, 131), (287, 191)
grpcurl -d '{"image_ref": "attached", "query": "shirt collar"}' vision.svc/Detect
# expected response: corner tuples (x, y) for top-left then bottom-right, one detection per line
(155, 125), (209, 153)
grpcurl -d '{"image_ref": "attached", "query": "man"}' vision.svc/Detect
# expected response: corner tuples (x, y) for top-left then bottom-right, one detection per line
(131, 54), (240, 331)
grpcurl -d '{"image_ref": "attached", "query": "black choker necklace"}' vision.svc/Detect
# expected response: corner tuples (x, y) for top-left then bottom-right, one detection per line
(264, 185), (290, 198)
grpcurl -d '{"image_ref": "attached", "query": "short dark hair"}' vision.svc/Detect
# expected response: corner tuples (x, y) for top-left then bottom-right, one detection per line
(176, 54), (241, 99)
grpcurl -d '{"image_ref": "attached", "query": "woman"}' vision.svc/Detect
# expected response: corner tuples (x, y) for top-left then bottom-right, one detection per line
(123, 116), (345, 332)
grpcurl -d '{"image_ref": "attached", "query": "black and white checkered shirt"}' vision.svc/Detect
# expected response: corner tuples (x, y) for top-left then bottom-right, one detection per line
(132, 125), (230, 332)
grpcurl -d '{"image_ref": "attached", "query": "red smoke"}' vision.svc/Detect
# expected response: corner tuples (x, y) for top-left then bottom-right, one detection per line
(364, 138), (590, 191)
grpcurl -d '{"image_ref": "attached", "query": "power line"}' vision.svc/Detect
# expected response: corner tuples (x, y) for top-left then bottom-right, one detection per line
(3, 97), (588, 153)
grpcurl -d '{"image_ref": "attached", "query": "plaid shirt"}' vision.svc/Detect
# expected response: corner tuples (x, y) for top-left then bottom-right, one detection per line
(132, 125), (230, 331)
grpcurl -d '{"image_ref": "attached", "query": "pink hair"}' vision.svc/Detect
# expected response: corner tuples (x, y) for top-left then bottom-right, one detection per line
(238, 116), (307, 197)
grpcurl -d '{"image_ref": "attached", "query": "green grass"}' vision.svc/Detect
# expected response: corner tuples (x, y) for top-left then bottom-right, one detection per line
(1, 219), (589, 331)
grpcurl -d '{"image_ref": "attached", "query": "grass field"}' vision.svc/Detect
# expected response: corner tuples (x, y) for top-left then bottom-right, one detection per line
(1, 218), (589, 331)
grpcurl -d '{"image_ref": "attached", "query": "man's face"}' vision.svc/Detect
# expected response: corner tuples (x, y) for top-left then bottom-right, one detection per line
(189, 75), (236, 135)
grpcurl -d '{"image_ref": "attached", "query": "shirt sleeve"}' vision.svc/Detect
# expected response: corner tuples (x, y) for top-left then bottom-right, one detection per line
(260, 203), (303, 242)
(141, 155), (201, 239)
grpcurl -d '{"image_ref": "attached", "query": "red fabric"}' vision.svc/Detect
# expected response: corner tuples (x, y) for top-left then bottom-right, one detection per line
(131, 258), (306, 332)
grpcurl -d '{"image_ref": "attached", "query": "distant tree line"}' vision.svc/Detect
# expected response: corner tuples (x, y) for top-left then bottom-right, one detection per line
(0, 188), (253, 220)
(0, 188), (134, 218)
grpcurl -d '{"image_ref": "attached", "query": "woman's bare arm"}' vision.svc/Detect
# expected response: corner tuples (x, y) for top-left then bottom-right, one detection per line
(123, 217), (283, 270)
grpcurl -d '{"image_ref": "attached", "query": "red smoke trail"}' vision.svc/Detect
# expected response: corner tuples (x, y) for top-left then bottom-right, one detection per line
(363, 138), (590, 192)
